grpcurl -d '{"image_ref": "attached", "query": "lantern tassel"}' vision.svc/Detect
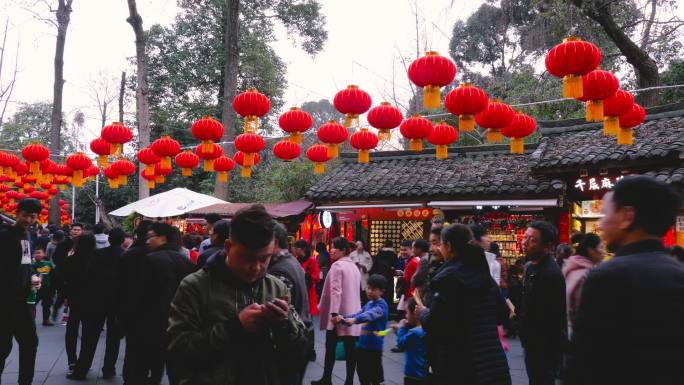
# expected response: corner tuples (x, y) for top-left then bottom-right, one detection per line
(97, 156), (108, 167)
(327, 144), (339, 158)
(72, 170), (83, 187)
(344, 114), (359, 128)
(290, 132), (302, 144)
(145, 164), (155, 174)
(241, 166), (252, 178)
(244, 116), (259, 133)
(563, 75), (583, 99)
(436, 145), (448, 159)
(314, 163), (325, 174)
(378, 129), (391, 141)
(201, 141), (212, 153)
(29, 161), (40, 175)
(59, 184), (65, 191)
(603, 116), (619, 136)
(244, 153), (255, 167)
(459, 115), (475, 132)
(182, 168), (192, 177)
(162, 157), (171, 169)
(617, 127), (633, 145)
(586, 100), (604, 122)
(147, 181), (156, 189)
(510, 138), (525, 154)
(118, 175), (126, 186)
(423, 85), (441, 110)
(108, 179), (118, 189)
(204, 159), (214, 172)
(218, 172), (228, 183)
(156, 175), (164, 183)
(358, 150), (370, 164)
(487, 129), (503, 143)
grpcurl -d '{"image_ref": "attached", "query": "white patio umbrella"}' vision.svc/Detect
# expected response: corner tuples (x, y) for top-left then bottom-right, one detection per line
(109, 188), (229, 217)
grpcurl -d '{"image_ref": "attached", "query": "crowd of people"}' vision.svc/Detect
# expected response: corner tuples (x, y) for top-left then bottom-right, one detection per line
(2, 175), (684, 385)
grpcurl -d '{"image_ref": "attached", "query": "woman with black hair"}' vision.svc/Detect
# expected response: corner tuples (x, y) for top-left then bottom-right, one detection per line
(62, 231), (97, 376)
(418, 224), (511, 385)
(562, 232), (604, 336)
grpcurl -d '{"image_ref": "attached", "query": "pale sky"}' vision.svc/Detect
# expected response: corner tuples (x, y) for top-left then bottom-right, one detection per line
(1, 0), (682, 152)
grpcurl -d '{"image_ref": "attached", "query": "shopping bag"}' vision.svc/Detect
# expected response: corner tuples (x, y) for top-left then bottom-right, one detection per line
(335, 340), (346, 361)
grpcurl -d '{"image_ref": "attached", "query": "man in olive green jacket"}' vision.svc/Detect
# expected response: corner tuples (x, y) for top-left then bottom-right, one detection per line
(167, 205), (309, 385)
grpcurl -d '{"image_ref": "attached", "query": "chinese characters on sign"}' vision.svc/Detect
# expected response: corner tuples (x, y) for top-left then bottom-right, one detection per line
(574, 176), (624, 192)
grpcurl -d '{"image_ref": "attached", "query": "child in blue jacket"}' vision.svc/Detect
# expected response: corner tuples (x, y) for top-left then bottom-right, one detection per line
(394, 297), (426, 385)
(343, 274), (389, 385)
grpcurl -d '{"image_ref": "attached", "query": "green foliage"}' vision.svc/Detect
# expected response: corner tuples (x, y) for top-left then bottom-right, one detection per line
(301, 99), (338, 128)
(661, 60), (684, 104)
(74, 175), (139, 226)
(0, 102), (79, 153)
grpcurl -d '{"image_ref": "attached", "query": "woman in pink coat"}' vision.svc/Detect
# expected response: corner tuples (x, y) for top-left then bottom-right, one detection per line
(563, 233), (605, 336)
(313, 237), (362, 385)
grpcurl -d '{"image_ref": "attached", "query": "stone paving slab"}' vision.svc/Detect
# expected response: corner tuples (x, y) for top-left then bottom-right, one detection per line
(2, 313), (528, 385)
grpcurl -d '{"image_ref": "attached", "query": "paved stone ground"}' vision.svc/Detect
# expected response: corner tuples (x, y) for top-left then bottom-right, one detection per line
(2, 312), (529, 385)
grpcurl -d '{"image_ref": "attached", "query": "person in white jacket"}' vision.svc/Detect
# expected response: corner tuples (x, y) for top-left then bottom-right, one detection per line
(349, 240), (373, 290)
(469, 224), (501, 285)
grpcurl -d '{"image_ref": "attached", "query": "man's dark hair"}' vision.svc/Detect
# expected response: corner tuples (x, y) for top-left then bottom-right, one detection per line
(93, 222), (108, 235)
(294, 239), (309, 250)
(383, 239), (393, 248)
(71, 222), (84, 230)
(52, 230), (65, 242)
(413, 239), (429, 254)
(274, 222), (289, 249)
(468, 223), (487, 241)
(367, 274), (388, 291)
(33, 246), (46, 253)
(556, 243), (573, 260)
(212, 220), (231, 245)
(133, 220), (153, 245)
(490, 242), (501, 258)
(17, 198), (41, 214)
(230, 205), (275, 250)
(204, 213), (222, 225)
(332, 237), (349, 254)
(406, 297), (417, 314)
(612, 175), (681, 237)
(400, 240), (413, 248)
(430, 227), (442, 237)
(574, 233), (601, 257)
(108, 228), (126, 246)
(150, 222), (179, 247)
(528, 221), (558, 246)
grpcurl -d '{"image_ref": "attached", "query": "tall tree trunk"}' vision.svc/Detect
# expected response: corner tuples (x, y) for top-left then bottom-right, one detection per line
(100, 101), (107, 128)
(214, 0), (240, 200)
(49, 0), (73, 225)
(119, 71), (126, 123)
(127, 0), (151, 199)
(571, 0), (660, 106)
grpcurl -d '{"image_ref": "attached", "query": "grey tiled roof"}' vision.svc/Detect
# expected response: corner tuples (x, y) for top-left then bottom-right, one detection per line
(530, 109), (684, 172)
(643, 167), (684, 185)
(305, 149), (565, 202)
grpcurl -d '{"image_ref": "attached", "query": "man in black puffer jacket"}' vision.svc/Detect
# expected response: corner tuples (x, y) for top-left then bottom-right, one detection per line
(0, 198), (42, 385)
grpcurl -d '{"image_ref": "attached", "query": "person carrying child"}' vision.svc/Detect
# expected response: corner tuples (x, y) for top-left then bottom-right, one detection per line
(338, 274), (389, 385)
(393, 297), (426, 385)
(31, 247), (54, 325)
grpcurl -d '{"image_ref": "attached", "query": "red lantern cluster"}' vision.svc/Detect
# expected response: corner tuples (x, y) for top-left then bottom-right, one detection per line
(195, 143), (223, 172)
(234, 132), (265, 168)
(101, 122), (134, 155)
(408, 51), (457, 110)
(151, 136), (181, 169)
(545, 37), (601, 98)
(21, 143), (50, 176)
(233, 152), (258, 178)
(191, 116), (224, 153)
(475, 100), (515, 143)
(66, 152), (92, 188)
(445, 83), (489, 132)
(602, 89), (634, 137)
(581, 69), (619, 122)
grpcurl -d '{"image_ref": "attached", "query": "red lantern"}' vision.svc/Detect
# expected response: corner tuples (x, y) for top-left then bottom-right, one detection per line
(0, 152), (20, 179)
(581, 70), (619, 122)
(213, 156), (235, 182)
(333, 85), (372, 128)
(279, 107), (313, 144)
(306, 144), (330, 174)
(273, 140), (301, 162)
(151, 136), (181, 169)
(367, 102), (403, 141)
(195, 143), (223, 172)
(101, 122), (133, 155)
(428, 122), (458, 159)
(444, 83), (489, 132)
(52, 164), (71, 190)
(140, 168), (156, 189)
(21, 143), (50, 175)
(400, 115), (432, 151)
(86, 165), (101, 181)
(154, 162), (173, 184)
(233, 88), (270, 133)
(545, 37), (602, 98)
(501, 113), (537, 154)
(475, 100), (515, 143)
(349, 128), (378, 163)
(90, 138), (112, 167)
(111, 159), (136, 185)
(191, 116), (224, 153)
(233, 151), (259, 178)
(317, 120), (348, 158)
(66, 152), (92, 187)
(137, 147), (161, 174)
(39, 159), (56, 184)
(603, 89), (634, 137)
(104, 166), (120, 189)
(175, 151), (200, 177)
(234, 132), (265, 167)
(408, 51), (457, 110)
(48, 187), (58, 196)
(618, 103), (646, 145)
